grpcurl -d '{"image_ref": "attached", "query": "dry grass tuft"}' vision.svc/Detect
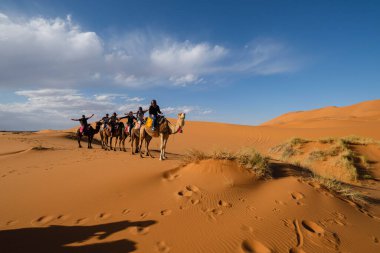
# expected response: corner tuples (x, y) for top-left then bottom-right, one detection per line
(310, 175), (366, 204)
(270, 137), (310, 160)
(32, 145), (52, 151)
(182, 148), (271, 178)
(236, 148), (271, 178)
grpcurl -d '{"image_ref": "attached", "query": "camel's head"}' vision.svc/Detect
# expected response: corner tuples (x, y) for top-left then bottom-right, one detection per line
(178, 112), (186, 120)
(177, 113), (186, 133)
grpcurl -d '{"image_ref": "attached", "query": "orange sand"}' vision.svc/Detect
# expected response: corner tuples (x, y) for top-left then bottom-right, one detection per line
(1, 100), (380, 252)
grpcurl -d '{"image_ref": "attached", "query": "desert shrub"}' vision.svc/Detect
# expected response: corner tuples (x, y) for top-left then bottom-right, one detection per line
(182, 147), (271, 179)
(310, 175), (365, 204)
(211, 149), (235, 160)
(32, 145), (51, 151)
(341, 135), (374, 145)
(182, 149), (210, 164)
(236, 148), (271, 178)
(318, 137), (336, 144)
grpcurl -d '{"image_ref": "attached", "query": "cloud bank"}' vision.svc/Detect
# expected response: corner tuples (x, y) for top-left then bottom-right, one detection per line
(0, 12), (299, 89)
(0, 89), (211, 130)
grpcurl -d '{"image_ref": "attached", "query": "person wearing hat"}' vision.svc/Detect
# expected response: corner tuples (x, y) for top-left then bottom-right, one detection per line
(71, 114), (94, 134)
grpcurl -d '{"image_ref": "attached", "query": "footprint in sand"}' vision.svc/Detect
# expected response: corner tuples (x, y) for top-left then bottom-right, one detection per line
(207, 213), (217, 222)
(291, 192), (305, 201)
(156, 241), (171, 253)
(308, 182), (321, 189)
(177, 190), (192, 197)
(128, 226), (150, 235)
(160, 209), (172, 216)
(6, 220), (18, 226)
(247, 205), (256, 211)
(96, 212), (112, 220)
(75, 218), (89, 225)
(140, 212), (150, 219)
(301, 220), (324, 236)
(372, 236), (379, 244)
(212, 208), (223, 215)
(162, 169), (180, 181)
(191, 199), (200, 205)
(218, 200), (232, 208)
(240, 225), (254, 233)
(240, 239), (272, 253)
(185, 185), (200, 193)
(31, 215), (54, 226)
(56, 215), (70, 222)
(122, 209), (131, 215)
(282, 219), (293, 228)
(275, 200), (286, 205)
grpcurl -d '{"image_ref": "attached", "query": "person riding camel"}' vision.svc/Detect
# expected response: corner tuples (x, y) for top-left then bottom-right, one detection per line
(135, 107), (148, 126)
(120, 111), (137, 136)
(149, 99), (162, 131)
(71, 114), (94, 134)
(109, 112), (119, 133)
(101, 113), (110, 129)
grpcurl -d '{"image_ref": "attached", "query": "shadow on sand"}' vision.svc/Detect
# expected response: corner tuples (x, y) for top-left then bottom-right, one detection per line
(0, 220), (156, 253)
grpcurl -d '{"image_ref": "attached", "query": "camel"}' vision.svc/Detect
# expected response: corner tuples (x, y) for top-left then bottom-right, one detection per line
(76, 121), (102, 149)
(101, 122), (129, 151)
(130, 127), (140, 155)
(139, 113), (185, 160)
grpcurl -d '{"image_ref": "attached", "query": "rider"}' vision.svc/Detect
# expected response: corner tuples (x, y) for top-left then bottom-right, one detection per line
(109, 112), (119, 133)
(135, 106), (148, 126)
(101, 113), (110, 129)
(71, 114), (94, 134)
(149, 99), (162, 131)
(120, 111), (137, 136)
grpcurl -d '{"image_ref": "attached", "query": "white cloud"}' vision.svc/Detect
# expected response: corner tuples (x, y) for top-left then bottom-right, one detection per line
(169, 74), (203, 86)
(0, 13), (103, 88)
(161, 106), (212, 115)
(0, 89), (206, 130)
(0, 12), (300, 90)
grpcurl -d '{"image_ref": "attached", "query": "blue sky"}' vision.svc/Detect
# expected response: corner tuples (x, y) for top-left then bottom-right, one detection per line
(0, 0), (379, 130)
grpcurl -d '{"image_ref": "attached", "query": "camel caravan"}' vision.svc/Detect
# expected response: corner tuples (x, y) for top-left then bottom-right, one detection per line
(71, 100), (186, 160)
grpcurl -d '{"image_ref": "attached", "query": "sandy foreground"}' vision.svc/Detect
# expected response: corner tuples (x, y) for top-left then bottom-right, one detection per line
(1, 100), (380, 253)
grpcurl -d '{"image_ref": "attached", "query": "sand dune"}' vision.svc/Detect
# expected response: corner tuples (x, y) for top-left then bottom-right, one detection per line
(262, 99), (380, 127)
(1, 100), (380, 252)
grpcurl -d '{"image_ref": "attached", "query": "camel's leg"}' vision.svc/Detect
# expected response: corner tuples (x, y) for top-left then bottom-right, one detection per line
(160, 134), (164, 161)
(109, 137), (113, 151)
(122, 135), (126, 152)
(105, 136), (110, 151)
(77, 131), (82, 148)
(135, 136), (139, 153)
(146, 136), (153, 158)
(162, 135), (169, 160)
(100, 132), (104, 149)
(131, 134), (134, 155)
(139, 130), (146, 158)
(113, 137), (118, 151)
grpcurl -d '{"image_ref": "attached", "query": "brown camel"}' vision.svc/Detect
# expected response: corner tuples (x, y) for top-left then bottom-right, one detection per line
(139, 113), (185, 160)
(76, 121), (102, 149)
(101, 122), (128, 151)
